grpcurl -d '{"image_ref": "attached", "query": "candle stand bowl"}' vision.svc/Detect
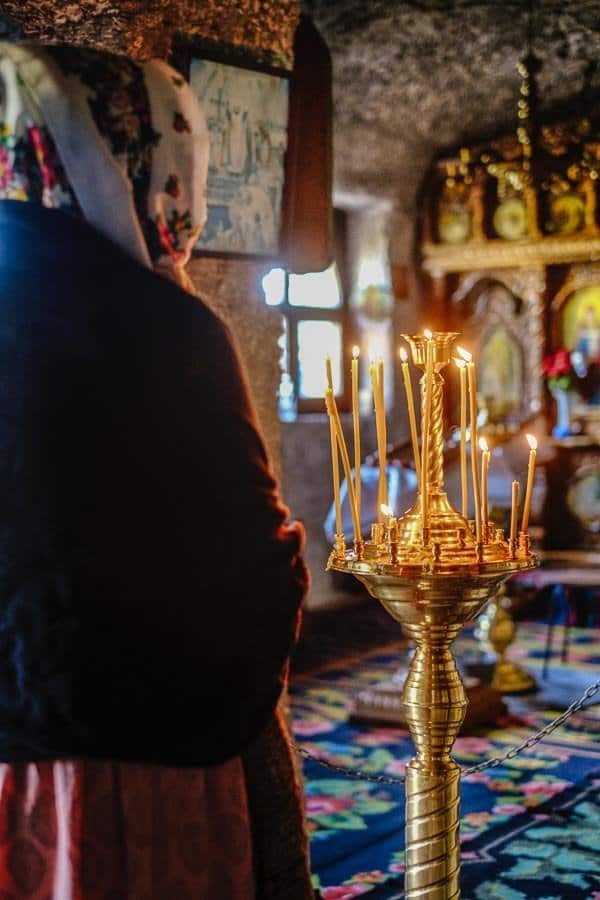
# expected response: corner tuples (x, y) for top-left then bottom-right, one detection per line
(328, 545), (536, 898)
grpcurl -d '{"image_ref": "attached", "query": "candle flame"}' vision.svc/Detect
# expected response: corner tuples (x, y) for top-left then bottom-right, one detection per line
(457, 346), (472, 362)
(352, 345), (360, 359)
(526, 433), (538, 451)
(423, 328), (433, 340)
(453, 357), (466, 369)
(479, 437), (489, 452)
(380, 503), (393, 517)
(399, 347), (408, 362)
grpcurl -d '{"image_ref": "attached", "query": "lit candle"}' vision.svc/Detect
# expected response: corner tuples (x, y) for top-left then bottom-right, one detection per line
(370, 360), (387, 522)
(479, 437), (490, 536)
(328, 404), (343, 536)
(521, 434), (538, 534)
(421, 329), (434, 530)
(399, 346), (421, 486)
(453, 357), (468, 518)
(458, 346), (482, 542)
(351, 346), (361, 528)
(510, 479), (519, 544)
(325, 386), (361, 543)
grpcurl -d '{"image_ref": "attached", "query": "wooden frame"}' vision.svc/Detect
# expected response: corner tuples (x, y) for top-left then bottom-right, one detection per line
(170, 35), (291, 261)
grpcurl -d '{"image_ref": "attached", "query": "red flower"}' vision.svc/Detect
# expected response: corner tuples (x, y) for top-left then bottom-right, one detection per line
(542, 348), (572, 378)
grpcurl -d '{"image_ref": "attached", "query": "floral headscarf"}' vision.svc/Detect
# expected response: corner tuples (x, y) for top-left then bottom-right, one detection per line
(0, 42), (209, 289)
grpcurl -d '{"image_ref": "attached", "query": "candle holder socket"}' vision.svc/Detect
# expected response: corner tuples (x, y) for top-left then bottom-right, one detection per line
(334, 533), (346, 560)
(517, 531), (531, 558)
(371, 523), (384, 545)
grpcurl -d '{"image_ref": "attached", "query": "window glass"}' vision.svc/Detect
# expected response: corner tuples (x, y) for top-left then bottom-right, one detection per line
(261, 267), (286, 306)
(288, 264), (342, 309)
(297, 320), (343, 398)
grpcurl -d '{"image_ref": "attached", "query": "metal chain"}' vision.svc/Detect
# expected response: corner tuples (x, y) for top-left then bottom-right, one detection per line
(294, 677), (600, 785)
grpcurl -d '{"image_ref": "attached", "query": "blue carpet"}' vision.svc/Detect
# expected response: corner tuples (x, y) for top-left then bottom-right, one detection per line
(290, 624), (600, 899)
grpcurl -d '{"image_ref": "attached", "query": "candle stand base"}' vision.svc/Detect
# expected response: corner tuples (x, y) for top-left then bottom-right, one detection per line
(476, 586), (538, 695)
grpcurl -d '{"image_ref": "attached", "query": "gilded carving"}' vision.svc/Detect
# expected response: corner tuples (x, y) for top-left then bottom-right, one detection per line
(452, 267), (545, 421)
(422, 236), (600, 276)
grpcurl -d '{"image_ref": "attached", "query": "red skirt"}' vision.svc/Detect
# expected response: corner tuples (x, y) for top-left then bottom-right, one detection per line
(0, 756), (255, 899)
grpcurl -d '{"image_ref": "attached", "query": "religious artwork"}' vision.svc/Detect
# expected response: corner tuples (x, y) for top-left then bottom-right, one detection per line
(172, 38), (290, 257)
(479, 325), (523, 421)
(561, 285), (600, 364)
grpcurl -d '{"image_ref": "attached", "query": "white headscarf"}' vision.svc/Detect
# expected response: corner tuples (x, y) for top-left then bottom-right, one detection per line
(0, 41), (209, 289)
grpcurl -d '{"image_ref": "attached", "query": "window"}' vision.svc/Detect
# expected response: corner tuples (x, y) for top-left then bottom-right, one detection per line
(262, 209), (351, 416)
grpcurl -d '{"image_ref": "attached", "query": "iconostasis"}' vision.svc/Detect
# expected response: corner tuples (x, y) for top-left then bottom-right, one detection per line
(415, 109), (600, 551)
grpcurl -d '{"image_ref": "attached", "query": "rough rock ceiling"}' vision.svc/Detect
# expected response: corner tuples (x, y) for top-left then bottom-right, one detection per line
(0, 1), (297, 65)
(304, 0), (600, 227)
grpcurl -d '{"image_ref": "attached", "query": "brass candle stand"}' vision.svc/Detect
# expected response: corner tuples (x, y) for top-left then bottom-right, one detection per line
(327, 331), (537, 899)
(476, 584), (538, 694)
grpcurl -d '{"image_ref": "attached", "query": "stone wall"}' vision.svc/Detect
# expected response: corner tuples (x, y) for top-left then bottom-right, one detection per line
(0, 1), (298, 64)
(188, 257), (284, 478)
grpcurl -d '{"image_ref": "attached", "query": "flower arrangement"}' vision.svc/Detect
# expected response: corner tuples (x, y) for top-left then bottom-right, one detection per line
(542, 347), (573, 392)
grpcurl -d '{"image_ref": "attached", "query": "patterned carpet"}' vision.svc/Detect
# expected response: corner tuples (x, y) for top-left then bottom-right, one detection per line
(290, 622), (600, 899)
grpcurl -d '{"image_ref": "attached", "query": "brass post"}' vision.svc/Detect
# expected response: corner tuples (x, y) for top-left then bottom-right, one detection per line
(403, 620), (465, 898)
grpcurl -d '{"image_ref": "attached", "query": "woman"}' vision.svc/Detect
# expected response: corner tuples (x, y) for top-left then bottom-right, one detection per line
(0, 42), (312, 898)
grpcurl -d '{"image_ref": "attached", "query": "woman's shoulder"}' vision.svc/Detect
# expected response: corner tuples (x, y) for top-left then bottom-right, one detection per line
(0, 199), (227, 337)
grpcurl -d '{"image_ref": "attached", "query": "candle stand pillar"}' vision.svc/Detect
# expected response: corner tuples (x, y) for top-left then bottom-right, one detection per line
(327, 332), (537, 898)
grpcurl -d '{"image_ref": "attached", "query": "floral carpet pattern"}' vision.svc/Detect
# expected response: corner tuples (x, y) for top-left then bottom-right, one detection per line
(290, 623), (600, 899)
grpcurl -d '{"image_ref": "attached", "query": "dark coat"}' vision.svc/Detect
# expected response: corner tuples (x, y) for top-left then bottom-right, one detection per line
(0, 200), (307, 766)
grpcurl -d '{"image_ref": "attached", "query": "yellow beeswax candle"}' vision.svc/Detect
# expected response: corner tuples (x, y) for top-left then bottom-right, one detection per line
(325, 358), (342, 534)
(399, 346), (421, 486)
(369, 360), (387, 522)
(479, 437), (490, 535)
(351, 346), (361, 528)
(510, 479), (519, 544)
(325, 387), (361, 543)
(421, 330), (434, 529)
(521, 434), (537, 534)
(377, 357), (388, 510)
(458, 346), (482, 542)
(454, 357), (468, 518)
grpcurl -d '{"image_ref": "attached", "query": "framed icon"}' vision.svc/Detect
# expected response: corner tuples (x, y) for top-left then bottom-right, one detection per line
(171, 36), (290, 259)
